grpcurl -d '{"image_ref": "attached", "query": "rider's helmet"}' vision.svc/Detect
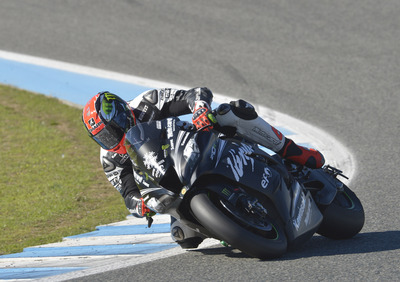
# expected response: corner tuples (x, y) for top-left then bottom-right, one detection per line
(82, 91), (136, 154)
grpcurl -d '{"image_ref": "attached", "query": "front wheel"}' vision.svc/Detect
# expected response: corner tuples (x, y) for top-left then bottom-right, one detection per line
(317, 185), (364, 239)
(190, 192), (287, 259)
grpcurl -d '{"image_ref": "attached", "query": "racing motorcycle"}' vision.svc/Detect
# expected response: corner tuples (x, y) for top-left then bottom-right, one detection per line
(124, 117), (364, 259)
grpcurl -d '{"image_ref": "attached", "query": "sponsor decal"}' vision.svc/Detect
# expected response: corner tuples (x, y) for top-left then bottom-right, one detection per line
(143, 151), (166, 178)
(88, 118), (103, 132)
(222, 188), (231, 197)
(252, 126), (281, 146)
(210, 144), (217, 160)
(226, 144), (254, 181)
(293, 192), (308, 231)
(261, 167), (272, 188)
(102, 94), (117, 115)
(166, 118), (175, 139)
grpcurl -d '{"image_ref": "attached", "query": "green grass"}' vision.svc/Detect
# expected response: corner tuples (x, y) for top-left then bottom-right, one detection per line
(0, 84), (129, 255)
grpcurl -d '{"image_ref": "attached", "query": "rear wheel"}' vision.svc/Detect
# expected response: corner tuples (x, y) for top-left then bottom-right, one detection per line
(190, 191), (287, 259)
(317, 185), (364, 239)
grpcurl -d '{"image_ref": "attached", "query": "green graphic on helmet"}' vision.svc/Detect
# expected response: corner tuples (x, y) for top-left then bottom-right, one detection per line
(102, 100), (114, 115)
(104, 92), (117, 101)
(102, 93), (118, 115)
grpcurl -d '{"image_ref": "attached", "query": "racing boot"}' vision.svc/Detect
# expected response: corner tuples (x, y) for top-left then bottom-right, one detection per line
(278, 138), (325, 169)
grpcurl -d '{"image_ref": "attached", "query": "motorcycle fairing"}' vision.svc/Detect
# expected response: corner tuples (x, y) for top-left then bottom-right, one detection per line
(125, 118), (322, 244)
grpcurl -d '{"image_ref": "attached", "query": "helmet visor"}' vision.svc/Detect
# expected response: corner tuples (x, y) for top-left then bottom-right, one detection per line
(91, 120), (125, 150)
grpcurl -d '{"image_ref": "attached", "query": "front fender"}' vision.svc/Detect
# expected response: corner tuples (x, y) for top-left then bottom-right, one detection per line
(298, 168), (340, 206)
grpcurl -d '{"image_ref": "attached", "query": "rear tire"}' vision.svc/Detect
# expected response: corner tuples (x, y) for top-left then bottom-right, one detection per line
(317, 185), (364, 239)
(190, 192), (287, 259)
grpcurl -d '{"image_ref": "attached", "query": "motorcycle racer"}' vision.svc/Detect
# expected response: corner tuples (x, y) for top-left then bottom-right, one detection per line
(82, 87), (325, 248)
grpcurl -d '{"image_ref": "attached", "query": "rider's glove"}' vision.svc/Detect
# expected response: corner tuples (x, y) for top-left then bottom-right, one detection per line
(192, 101), (217, 131)
(133, 198), (155, 218)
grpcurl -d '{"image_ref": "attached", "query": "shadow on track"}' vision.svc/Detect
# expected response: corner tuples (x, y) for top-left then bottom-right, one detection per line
(191, 230), (400, 260)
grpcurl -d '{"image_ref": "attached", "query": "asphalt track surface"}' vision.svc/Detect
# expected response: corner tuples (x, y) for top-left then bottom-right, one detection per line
(1, 1), (399, 281)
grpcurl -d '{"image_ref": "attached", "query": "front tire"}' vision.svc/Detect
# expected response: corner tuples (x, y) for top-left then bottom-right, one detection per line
(317, 185), (364, 239)
(190, 192), (287, 259)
